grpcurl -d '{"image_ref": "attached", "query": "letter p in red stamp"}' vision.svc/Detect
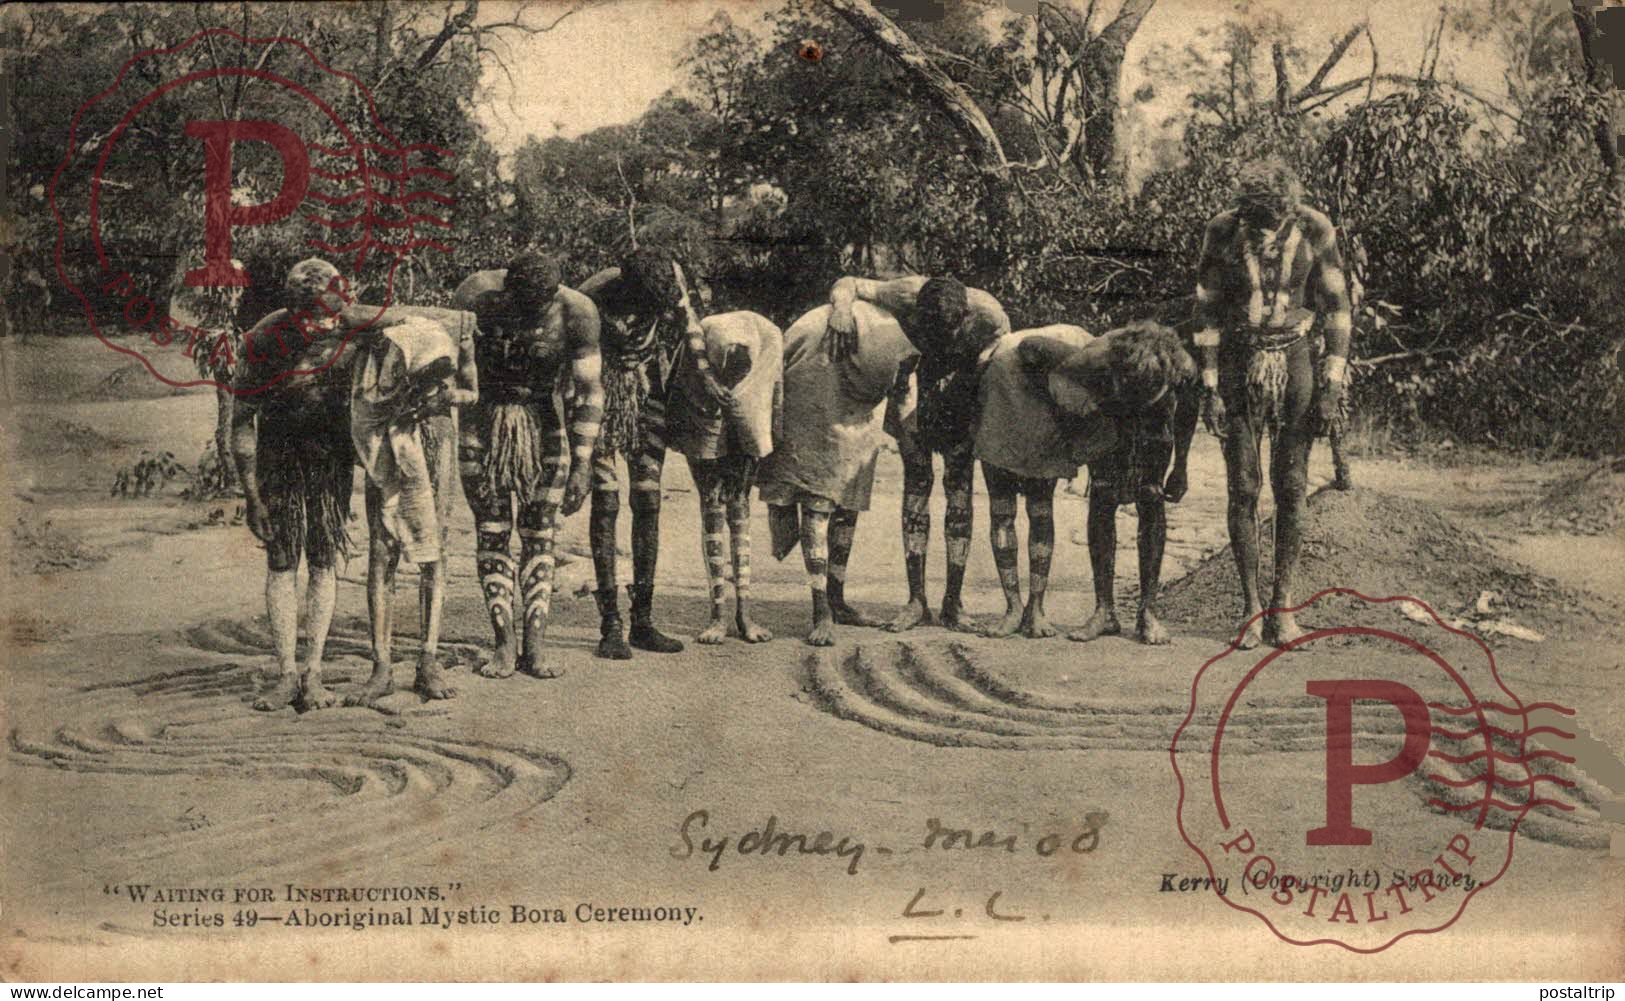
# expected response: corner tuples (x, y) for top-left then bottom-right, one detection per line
(1172, 589), (1579, 952)
(49, 27), (456, 395)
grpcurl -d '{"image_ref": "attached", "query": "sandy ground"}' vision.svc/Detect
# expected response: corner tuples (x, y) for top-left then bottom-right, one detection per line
(2, 336), (1622, 981)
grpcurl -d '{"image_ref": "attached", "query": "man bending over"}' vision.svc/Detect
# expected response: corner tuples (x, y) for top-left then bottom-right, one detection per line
(451, 252), (603, 678)
(825, 275), (1010, 633)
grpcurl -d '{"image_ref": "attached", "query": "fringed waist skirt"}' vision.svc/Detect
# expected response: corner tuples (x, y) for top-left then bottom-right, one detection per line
(465, 399), (566, 505)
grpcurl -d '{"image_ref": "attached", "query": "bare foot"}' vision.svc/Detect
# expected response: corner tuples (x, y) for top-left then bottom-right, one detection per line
(1068, 607), (1121, 642)
(474, 640), (517, 678)
(414, 657), (457, 700)
(1235, 613), (1265, 650)
(696, 617), (728, 645)
(805, 618), (836, 647)
(253, 673), (300, 712)
(344, 663), (395, 707)
(1020, 606), (1058, 639)
(982, 605), (1024, 638)
(830, 601), (881, 627)
(1136, 608), (1172, 646)
(297, 677), (340, 712)
(884, 598), (932, 633)
(1264, 610), (1306, 648)
(516, 654), (565, 680)
(736, 612), (772, 643)
(939, 598), (979, 634)
(1164, 469), (1189, 504)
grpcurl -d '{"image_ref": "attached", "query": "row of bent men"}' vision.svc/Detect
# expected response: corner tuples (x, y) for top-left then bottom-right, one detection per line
(231, 157), (1354, 712)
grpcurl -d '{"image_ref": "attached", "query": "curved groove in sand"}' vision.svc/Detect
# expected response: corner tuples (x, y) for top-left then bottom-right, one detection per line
(804, 640), (1605, 851)
(10, 651), (573, 882)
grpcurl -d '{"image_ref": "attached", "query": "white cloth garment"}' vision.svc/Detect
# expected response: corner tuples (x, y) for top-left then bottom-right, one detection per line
(351, 315), (458, 565)
(757, 302), (919, 511)
(973, 325), (1102, 480)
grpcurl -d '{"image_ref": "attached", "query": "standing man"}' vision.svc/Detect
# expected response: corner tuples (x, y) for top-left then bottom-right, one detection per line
(230, 259), (360, 713)
(1192, 158), (1355, 649)
(574, 250), (694, 660)
(824, 275), (1010, 633)
(452, 252), (603, 679)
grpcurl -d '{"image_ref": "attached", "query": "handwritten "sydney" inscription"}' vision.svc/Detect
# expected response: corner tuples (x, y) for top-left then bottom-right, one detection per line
(670, 809), (1108, 876)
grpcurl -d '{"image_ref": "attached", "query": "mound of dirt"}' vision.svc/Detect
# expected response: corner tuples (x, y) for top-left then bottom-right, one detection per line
(1161, 486), (1614, 638)
(1506, 461), (1625, 536)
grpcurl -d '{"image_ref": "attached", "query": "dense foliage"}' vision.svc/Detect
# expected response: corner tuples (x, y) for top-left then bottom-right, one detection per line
(8, 0), (1621, 454)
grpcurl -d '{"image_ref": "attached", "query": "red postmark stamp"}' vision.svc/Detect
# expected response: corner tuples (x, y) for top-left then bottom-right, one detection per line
(49, 27), (455, 395)
(1171, 588), (1577, 952)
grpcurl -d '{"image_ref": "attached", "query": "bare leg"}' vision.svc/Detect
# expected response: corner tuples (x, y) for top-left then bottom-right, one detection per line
(692, 460), (731, 644)
(516, 496), (565, 679)
(1224, 411), (1266, 650)
(1330, 425), (1354, 491)
(983, 463), (1024, 638)
(728, 485), (771, 642)
(940, 450), (976, 631)
(626, 406), (683, 652)
(590, 453), (632, 660)
(1019, 482), (1057, 638)
(462, 422), (519, 678)
(801, 505), (836, 646)
(298, 563), (340, 711)
(1134, 483), (1171, 646)
(415, 557), (456, 699)
(351, 497), (400, 706)
(1072, 488), (1123, 642)
(827, 508), (880, 626)
(1266, 435), (1314, 647)
(887, 443), (934, 632)
(254, 568), (301, 711)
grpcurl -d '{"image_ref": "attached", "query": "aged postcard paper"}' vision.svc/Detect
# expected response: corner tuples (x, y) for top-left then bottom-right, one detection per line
(2, 0), (1622, 982)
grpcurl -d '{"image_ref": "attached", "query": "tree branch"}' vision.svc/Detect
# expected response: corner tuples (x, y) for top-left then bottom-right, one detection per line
(415, 0), (478, 71)
(821, 0), (1010, 183)
(1568, 0), (1622, 177)
(1272, 41), (1290, 113)
(1294, 23), (1363, 103)
(1352, 347), (1458, 367)
(1363, 23), (1379, 106)
(1096, 0), (1155, 49)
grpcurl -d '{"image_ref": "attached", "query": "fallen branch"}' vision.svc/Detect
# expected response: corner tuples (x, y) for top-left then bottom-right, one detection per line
(1351, 346), (1459, 367)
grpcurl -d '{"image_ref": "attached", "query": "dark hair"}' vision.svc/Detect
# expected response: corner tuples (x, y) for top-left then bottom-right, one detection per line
(1100, 320), (1197, 410)
(505, 250), (562, 300)
(620, 246), (682, 312)
(916, 277), (969, 348)
(1234, 157), (1302, 224)
(284, 258), (340, 308)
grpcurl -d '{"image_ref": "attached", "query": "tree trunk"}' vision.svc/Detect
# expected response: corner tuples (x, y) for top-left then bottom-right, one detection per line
(1074, 45), (1125, 181)
(373, 1), (394, 83)
(214, 387), (236, 492)
(1568, 0), (1623, 194)
(821, 0), (1010, 188)
(821, 0), (1020, 258)
(1272, 41), (1291, 113)
(1069, 0), (1156, 183)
